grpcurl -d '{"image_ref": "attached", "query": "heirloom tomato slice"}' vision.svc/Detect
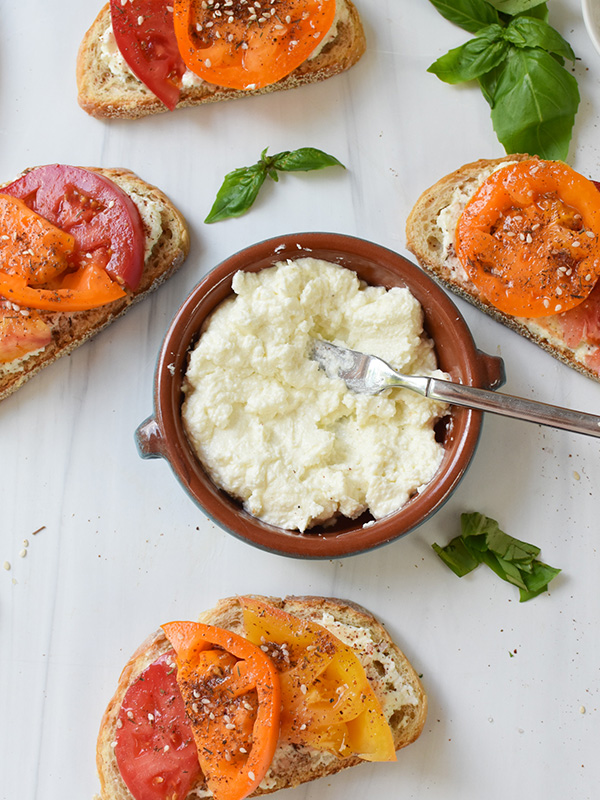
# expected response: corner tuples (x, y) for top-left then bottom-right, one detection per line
(110, 0), (187, 110)
(455, 160), (600, 318)
(4, 164), (145, 293)
(240, 597), (396, 762)
(115, 651), (203, 800)
(162, 620), (281, 800)
(172, 0), (336, 90)
(0, 310), (52, 363)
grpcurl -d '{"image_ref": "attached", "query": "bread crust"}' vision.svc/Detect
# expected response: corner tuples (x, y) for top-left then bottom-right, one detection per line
(96, 595), (427, 800)
(77, 2), (366, 120)
(405, 155), (600, 383)
(0, 167), (190, 401)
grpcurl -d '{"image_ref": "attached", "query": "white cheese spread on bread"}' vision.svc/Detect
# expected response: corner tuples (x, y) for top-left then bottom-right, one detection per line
(182, 258), (447, 532)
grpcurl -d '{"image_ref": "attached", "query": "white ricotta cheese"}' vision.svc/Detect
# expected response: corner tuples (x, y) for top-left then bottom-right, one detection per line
(182, 258), (448, 532)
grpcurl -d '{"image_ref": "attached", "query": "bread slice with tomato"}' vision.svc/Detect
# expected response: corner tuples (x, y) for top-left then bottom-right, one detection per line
(77, 1), (366, 120)
(96, 595), (427, 800)
(406, 155), (600, 382)
(0, 164), (189, 401)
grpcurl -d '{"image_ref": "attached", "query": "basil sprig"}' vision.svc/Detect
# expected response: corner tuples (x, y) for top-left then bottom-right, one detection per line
(433, 512), (561, 601)
(427, 0), (579, 159)
(205, 147), (345, 223)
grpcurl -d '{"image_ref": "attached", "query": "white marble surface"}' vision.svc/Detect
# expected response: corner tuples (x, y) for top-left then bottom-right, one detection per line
(1, 1), (599, 799)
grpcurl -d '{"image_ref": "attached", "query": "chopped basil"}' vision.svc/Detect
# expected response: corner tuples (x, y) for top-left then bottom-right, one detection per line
(427, 0), (579, 159)
(432, 512), (561, 601)
(205, 147), (345, 223)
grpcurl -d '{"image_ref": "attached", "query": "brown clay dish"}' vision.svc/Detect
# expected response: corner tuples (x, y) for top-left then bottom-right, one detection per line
(135, 232), (505, 558)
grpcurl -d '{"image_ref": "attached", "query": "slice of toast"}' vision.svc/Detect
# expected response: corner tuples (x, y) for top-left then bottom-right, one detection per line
(96, 595), (427, 800)
(0, 167), (189, 401)
(405, 155), (600, 382)
(77, 2), (366, 120)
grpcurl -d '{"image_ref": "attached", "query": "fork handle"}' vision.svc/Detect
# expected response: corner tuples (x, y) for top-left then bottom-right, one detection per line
(427, 378), (600, 439)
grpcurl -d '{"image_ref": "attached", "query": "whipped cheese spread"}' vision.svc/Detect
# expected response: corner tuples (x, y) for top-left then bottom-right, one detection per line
(99, 2), (345, 92)
(182, 258), (448, 532)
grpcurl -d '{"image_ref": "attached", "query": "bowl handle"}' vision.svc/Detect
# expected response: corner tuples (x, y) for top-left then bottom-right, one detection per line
(476, 350), (506, 390)
(135, 416), (166, 460)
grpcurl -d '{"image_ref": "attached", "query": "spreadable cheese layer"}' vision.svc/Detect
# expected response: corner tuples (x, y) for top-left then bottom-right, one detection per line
(182, 258), (448, 532)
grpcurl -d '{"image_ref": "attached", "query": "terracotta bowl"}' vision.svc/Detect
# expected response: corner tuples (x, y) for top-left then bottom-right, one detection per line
(135, 233), (504, 558)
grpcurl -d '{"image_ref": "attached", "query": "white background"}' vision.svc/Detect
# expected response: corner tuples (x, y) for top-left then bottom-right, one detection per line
(1, 1), (599, 799)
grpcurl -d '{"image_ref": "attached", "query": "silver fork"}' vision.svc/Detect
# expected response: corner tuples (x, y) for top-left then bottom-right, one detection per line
(310, 339), (600, 439)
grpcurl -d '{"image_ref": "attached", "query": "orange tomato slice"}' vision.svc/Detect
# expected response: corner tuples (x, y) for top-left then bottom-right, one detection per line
(0, 270), (125, 312)
(0, 193), (75, 286)
(0, 310), (52, 363)
(162, 621), (281, 800)
(455, 160), (600, 318)
(172, 0), (336, 90)
(240, 597), (396, 762)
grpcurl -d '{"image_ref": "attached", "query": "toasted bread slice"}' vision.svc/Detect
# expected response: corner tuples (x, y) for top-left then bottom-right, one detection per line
(77, 2), (366, 120)
(96, 595), (427, 800)
(0, 167), (189, 401)
(406, 155), (600, 382)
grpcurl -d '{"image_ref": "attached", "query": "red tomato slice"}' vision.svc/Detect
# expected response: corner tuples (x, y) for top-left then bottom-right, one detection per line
(4, 165), (145, 291)
(115, 651), (203, 800)
(455, 160), (600, 318)
(172, 0), (336, 90)
(162, 621), (281, 800)
(110, 0), (187, 111)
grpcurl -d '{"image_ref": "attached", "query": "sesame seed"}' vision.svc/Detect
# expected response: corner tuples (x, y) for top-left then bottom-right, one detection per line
(166, 5), (173, 10)
(526, 234), (532, 244)
(556, 287), (562, 295)
(201, 698), (211, 705)
(209, 712), (215, 720)
(3, 561), (11, 571)
(243, 702), (253, 710)
(300, 684), (307, 694)
(225, 723), (235, 730)
(543, 299), (550, 308)
(148, 713), (154, 722)
(586, 230), (595, 238)
(572, 241), (580, 247)
(23, 539), (29, 547)
(555, 304), (562, 311)
(192, 703), (199, 713)
(585, 274), (592, 281)
(299, 723), (307, 730)
(228, 16), (234, 23)
(531, 223), (540, 230)
(137, 15), (144, 25)
(248, 771), (256, 782)
(193, 690), (200, 698)
(239, 747), (247, 753)
(519, 233), (525, 241)
(260, 645), (269, 652)
(225, 752), (232, 762)
(111, 740), (118, 748)
(241, 41), (248, 49)
(19, 549), (27, 558)
(205, 58), (212, 67)
(116, 718), (123, 729)
(285, 14), (291, 22)
(164, 744), (170, 752)
(196, 22), (203, 30)
(127, 711), (134, 719)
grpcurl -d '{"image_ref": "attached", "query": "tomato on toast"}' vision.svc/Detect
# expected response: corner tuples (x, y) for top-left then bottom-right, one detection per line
(114, 652), (202, 800)
(110, 0), (187, 110)
(455, 160), (600, 319)
(173, 0), (336, 90)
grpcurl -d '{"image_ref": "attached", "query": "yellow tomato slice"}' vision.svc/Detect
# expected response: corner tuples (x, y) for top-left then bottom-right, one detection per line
(240, 597), (396, 762)
(172, 0), (336, 90)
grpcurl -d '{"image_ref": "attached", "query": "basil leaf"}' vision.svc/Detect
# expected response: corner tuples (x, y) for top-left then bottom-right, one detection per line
(434, 512), (561, 601)
(271, 147), (345, 172)
(506, 17), (575, 60)
(432, 537), (481, 576)
(428, 28), (509, 84)
(512, 2), (548, 21)
(519, 561), (561, 601)
(489, 47), (580, 160)
(428, 0), (500, 34)
(204, 164), (266, 223)
(487, 0), (545, 13)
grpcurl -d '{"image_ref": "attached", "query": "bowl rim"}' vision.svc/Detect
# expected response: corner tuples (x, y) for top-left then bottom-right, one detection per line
(582, 0), (600, 56)
(143, 232), (500, 558)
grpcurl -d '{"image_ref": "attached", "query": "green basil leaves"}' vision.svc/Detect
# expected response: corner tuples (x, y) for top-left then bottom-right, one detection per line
(433, 512), (561, 601)
(205, 147), (345, 223)
(428, 0), (579, 159)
